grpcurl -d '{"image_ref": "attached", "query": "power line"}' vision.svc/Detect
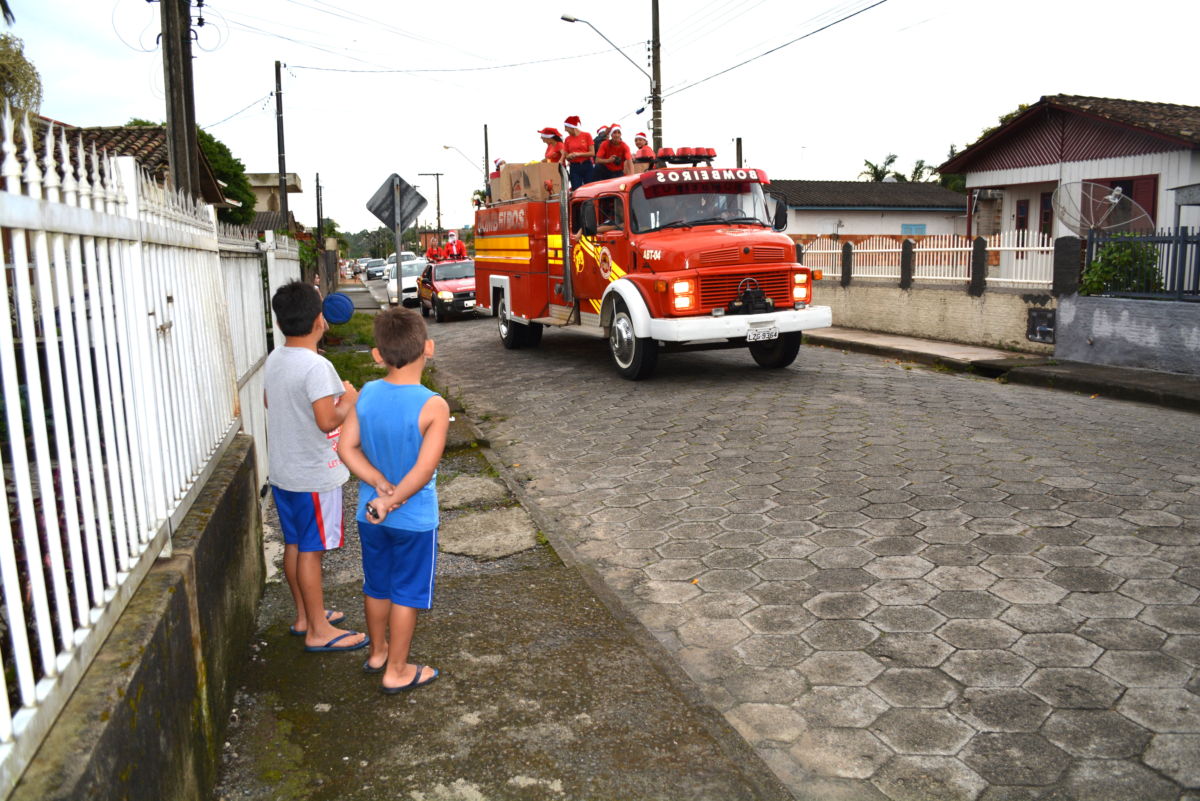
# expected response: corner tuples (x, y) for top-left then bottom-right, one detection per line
(203, 92), (273, 129)
(663, 0), (888, 99)
(289, 44), (642, 74)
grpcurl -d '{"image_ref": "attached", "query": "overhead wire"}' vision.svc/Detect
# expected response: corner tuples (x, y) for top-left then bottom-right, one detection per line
(288, 43), (644, 74)
(203, 93), (274, 129)
(663, 0), (888, 99)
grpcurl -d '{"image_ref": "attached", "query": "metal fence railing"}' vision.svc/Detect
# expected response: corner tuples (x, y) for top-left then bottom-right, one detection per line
(1085, 228), (1199, 301)
(0, 106), (277, 795)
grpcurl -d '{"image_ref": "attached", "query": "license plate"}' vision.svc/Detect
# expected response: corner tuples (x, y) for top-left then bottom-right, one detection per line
(464, 300), (475, 308)
(746, 327), (778, 343)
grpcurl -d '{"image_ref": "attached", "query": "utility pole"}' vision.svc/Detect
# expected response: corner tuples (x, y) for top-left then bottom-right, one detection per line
(651, 0), (662, 152)
(274, 61), (289, 231)
(736, 137), (743, 168)
(419, 172), (443, 236)
(315, 173), (323, 249)
(160, 0), (199, 197)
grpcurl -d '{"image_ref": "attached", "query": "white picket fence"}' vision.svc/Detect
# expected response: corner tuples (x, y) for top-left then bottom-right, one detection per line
(0, 107), (294, 796)
(803, 231), (1054, 287)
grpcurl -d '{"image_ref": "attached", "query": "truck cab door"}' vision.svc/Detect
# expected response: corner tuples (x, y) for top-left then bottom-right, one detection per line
(571, 195), (633, 308)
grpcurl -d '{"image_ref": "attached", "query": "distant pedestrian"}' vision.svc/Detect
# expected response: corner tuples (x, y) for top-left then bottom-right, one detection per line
(562, 115), (594, 190)
(264, 281), (368, 654)
(338, 308), (450, 693)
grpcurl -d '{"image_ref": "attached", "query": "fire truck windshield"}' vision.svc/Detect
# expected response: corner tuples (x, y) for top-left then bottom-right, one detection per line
(630, 181), (772, 233)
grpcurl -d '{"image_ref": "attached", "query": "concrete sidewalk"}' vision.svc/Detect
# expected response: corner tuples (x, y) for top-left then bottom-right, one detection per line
(805, 327), (1200, 414)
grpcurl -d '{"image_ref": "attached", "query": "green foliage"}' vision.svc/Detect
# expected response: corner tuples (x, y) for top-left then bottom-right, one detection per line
(279, 229), (317, 274)
(0, 34), (41, 111)
(860, 154), (897, 182)
(323, 349), (386, 389)
(325, 312), (375, 346)
(197, 129), (256, 225)
(1081, 235), (1163, 295)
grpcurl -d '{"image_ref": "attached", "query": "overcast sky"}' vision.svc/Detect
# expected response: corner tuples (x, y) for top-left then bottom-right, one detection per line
(12, 0), (1198, 234)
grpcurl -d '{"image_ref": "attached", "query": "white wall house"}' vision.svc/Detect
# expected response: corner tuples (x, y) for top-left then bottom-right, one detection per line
(941, 95), (1200, 238)
(771, 180), (968, 238)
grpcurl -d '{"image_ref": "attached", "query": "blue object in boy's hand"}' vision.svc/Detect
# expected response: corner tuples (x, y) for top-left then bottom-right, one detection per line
(323, 292), (355, 324)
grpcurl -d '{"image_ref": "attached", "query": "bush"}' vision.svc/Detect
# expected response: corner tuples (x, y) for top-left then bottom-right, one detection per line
(1081, 235), (1162, 295)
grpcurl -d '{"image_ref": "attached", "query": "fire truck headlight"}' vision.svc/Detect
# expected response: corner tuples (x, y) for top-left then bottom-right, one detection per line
(793, 285), (809, 301)
(437, 290), (454, 300)
(673, 295), (695, 310)
(672, 279), (693, 295)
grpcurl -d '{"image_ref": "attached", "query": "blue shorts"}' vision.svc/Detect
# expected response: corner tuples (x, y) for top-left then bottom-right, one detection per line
(359, 521), (438, 609)
(272, 486), (344, 552)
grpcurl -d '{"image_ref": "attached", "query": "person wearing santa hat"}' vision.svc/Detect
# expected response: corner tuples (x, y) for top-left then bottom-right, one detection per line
(633, 133), (655, 161)
(539, 128), (564, 164)
(594, 124), (632, 178)
(443, 229), (466, 260)
(562, 115), (594, 190)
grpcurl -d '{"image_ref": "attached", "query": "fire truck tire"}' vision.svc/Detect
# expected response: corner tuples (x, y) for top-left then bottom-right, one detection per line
(749, 331), (802, 368)
(609, 298), (658, 380)
(497, 295), (523, 349)
(521, 321), (544, 347)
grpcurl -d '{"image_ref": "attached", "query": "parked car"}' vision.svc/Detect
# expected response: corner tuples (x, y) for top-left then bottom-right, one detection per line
(355, 257), (372, 275)
(364, 258), (387, 280)
(387, 255), (428, 306)
(418, 259), (476, 322)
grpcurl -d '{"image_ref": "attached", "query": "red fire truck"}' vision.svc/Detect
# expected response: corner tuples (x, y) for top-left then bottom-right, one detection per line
(474, 163), (831, 379)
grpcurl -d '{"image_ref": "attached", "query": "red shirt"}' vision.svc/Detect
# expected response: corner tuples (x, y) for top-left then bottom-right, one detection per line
(596, 140), (631, 173)
(564, 132), (594, 163)
(544, 142), (564, 163)
(634, 144), (655, 160)
(444, 239), (466, 259)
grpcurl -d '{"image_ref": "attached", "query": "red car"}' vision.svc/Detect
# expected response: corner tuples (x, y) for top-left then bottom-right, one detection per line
(418, 259), (477, 322)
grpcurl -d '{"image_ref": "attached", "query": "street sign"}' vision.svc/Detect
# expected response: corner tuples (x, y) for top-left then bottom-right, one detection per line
(366, 174), (427, 231)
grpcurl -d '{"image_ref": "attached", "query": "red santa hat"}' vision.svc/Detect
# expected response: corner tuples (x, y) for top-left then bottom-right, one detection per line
(564, 115), (581, 128)
(608, 123), (621, 134)
(494, 158), (505, 167)
(537, 127), (562, 138)
(596, 124), (609, 135)
(634, 132), (648, 141)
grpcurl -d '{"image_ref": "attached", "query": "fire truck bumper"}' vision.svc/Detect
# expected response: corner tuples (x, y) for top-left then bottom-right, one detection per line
(646, 305), (832, 342)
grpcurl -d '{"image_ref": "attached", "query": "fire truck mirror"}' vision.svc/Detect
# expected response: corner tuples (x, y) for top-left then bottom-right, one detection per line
(770, 193), (788, 232)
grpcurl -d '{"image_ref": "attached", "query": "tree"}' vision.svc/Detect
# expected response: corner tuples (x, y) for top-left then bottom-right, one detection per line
(939, 144), (966, 193)
(196, 129), (255, 225)
(0, 33), (41, 111)
(860, 154), (897, 182)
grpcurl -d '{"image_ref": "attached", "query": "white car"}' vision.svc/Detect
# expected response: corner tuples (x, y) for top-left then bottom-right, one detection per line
(387, 254), (428, 306)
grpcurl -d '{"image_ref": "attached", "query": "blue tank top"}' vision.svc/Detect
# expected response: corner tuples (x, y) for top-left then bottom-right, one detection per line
(354, 381), (440, 530)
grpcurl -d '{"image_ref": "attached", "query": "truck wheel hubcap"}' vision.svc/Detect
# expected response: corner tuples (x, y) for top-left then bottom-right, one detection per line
(610, 313), (635, 368)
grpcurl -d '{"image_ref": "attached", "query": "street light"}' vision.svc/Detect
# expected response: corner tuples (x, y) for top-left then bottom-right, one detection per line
(443, 144), (485, 175)
(561, 8), (662, 151)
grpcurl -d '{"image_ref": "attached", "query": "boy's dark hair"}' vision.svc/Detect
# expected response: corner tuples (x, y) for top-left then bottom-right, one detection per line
(374, 307), (428, 368)
(272, 281), (323, 336)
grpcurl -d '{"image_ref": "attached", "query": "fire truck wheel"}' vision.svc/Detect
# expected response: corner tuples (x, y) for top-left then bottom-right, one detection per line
(522, 321), (544, 347)
(497, 295), (523, 349)
(609, 298), (658, 380)
(749, 331), (802, 369)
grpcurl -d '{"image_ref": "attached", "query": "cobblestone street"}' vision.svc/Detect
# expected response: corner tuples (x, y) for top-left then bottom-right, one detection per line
(427, 316), (1200, 801)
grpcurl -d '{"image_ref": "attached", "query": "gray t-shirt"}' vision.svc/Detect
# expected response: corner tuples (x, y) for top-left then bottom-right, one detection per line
(264, 346), (350, 492)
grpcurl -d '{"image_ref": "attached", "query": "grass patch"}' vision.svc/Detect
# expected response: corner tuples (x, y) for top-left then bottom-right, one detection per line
(325, 312), (375, 346)
(325, 349), (386, 388)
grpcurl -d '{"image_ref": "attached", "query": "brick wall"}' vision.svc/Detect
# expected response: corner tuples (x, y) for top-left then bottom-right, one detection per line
(814, 279), (1055, 354)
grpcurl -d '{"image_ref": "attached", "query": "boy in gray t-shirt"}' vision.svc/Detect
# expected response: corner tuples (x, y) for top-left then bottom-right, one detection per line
(264, 281), (369, 653)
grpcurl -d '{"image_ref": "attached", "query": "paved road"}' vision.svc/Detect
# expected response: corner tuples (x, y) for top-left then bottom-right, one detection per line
(427, 314), (1200, 801)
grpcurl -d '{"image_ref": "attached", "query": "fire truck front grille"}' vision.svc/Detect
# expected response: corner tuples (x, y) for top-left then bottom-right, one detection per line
(698, 248), (740, 267)
(698, 271), (791, 309)
(753, 246), (786, 262)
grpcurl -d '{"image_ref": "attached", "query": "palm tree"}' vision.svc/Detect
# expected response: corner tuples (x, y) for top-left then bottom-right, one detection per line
(860, 154), (898, 182)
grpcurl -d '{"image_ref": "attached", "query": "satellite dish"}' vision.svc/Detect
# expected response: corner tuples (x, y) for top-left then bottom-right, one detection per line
(1051, 181), (1154, 237)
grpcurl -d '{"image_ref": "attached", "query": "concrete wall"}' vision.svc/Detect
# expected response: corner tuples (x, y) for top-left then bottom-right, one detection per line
(1056, 294), (1200, 376)
(814, 279), (1055, 354)
(12, 435), (264, 801)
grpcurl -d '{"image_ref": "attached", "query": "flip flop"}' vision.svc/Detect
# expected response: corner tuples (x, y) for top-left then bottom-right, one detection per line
(304, 632), (369, 653)
(382, 665), (439, 694)
(362, 659), (385, 674)
(289, 609), (346, 636)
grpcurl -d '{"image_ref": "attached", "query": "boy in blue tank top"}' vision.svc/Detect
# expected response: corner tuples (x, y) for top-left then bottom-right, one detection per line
(337, 308), (450, 693)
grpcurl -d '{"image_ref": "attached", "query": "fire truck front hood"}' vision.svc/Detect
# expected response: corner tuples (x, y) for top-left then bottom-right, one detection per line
(634, 227), (796, 272)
